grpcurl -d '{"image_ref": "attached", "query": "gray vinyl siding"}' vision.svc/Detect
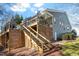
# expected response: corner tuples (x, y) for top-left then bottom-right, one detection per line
(50, 12), (72, 40)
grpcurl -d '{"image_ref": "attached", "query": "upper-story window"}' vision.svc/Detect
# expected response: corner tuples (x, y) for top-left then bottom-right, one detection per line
(59, 22), (62, 25)
(66, 26), (70, 30)
(54, 18), (56, 22)
(61, 22), (63, 26)
(59, 21), (64, 26)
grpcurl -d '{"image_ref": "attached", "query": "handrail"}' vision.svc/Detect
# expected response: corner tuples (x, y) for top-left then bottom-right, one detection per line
(23, 28), (44, 54)
(21, 24), (53, 52)
(0, 29), (9, 36)
(22, 25), (44, 44)
(29, 27), (51, 43)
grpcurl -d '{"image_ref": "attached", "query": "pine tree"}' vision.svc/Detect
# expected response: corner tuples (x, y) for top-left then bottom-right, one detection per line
(14, 14), (23, 24)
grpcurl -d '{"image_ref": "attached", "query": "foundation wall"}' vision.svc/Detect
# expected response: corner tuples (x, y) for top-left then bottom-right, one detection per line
(9, 29), (25, 50)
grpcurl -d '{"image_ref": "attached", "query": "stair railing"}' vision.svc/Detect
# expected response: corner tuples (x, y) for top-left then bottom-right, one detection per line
(22, 25), (44, 44)
(29, 27), (51, 43)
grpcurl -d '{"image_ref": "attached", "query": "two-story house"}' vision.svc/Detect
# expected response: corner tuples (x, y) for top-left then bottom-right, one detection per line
(24, 9), (72, 42)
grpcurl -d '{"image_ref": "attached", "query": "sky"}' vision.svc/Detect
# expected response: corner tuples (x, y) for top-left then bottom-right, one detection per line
(0, 3), (79, 35)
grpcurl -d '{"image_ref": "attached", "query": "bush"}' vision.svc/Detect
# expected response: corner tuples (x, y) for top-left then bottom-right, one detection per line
(62, 33), (73, 40)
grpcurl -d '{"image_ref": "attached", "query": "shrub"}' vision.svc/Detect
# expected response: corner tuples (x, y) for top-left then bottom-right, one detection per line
(62, 33), (73, 40)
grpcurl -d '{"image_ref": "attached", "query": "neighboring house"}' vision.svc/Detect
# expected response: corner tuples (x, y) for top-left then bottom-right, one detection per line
(2, 17), (17, 32)
(24, 9), (72, 42)
(0, 17), (24, 49)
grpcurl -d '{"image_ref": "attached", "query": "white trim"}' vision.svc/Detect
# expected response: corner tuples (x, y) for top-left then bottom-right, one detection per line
(55, 32), (57, 41)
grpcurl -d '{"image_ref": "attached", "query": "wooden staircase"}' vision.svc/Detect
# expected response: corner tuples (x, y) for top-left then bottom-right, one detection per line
(28, 27), (53, 48)
(20, 25), (53, 54)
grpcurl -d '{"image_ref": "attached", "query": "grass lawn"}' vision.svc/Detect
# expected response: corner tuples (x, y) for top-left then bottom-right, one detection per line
(61, 37), (79, 56)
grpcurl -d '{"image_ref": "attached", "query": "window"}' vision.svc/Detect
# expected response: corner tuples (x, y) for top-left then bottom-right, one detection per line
(59, 22), (62, 25)
(66, 26), (70, 30)
(54, 18), (56, 22)
(59, 22), (63, 26)
(61, 22), (63, 26)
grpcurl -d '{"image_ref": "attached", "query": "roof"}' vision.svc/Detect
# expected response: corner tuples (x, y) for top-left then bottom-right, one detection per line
(24, 9), (66, 22)
(46, 8), (65, 13)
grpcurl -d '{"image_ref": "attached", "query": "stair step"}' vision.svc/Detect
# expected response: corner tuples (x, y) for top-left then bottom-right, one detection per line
(43, 48), (50, 52)
(43, 45), (50, 52)
(45, 44), (53, 48)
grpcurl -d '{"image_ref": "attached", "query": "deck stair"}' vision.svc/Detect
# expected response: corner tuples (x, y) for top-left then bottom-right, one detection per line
(20, 24), (53, 53)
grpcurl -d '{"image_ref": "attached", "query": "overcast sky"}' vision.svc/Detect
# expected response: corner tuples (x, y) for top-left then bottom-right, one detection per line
(0, 3), (79, 35)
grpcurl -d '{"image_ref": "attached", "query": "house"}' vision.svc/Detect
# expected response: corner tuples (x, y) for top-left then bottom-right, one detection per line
(0, 9), (72, 54)
(23, 9), (72, 42)
(0, 17), (25, 50)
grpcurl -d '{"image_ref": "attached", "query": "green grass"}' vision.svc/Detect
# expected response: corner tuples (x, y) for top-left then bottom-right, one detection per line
(62, 37), (79, 56)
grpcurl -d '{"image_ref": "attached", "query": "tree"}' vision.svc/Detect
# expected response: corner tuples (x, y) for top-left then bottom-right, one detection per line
(71, 29), (77, 38)
(14, 14), (23, 25)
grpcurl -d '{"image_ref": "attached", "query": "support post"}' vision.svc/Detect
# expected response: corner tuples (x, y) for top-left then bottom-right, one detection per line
(55, 32), (57, 41)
